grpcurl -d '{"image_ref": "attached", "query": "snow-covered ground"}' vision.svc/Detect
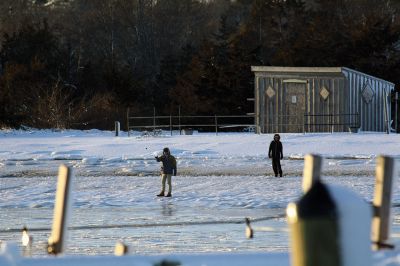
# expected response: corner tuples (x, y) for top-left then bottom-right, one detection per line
(1, 129), (400, 265)
(0, 129), (399, 177)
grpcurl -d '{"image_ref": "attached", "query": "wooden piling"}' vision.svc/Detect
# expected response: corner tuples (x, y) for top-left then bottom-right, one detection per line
(302, 154), (323, 193)
(114, 241), (128, 256)
(47, 165), (73, 255)
(287, 181), (341, 266)
(245, 218), (254, 239)
(372, 156), (395, 250)
(21, 226), (32, 257)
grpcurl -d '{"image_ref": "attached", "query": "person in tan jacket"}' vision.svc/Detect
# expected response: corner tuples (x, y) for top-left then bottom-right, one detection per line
(155, 147), (177, 197)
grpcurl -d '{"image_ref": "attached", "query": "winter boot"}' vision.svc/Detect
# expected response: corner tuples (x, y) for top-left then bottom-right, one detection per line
(157, 191), (164, 197)
(165, 192), (172, 197)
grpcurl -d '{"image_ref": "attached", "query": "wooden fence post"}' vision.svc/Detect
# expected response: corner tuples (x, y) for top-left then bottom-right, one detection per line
(126, 108), (130, 137)
(395, 92), (398, 133)
(153, 107), (156, 132)
(372, 155), (395, 250)
(170, 115), (172, 136)
(115, 121), (120, 137)
(47, 165), (73, 255)
(302, 154), (323, 193)
(178, 105), (181, 135)
(215, 115), (218, 135)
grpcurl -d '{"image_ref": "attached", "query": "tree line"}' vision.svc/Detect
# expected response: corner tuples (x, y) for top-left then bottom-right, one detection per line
(0, 0), (400, 130)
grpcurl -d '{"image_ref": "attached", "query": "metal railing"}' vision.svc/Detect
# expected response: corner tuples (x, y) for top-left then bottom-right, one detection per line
(304, 113), (360, 133)
(264, 114), (305, 133)
(263, 113), (360, 133)
(126, 109), (255, 136)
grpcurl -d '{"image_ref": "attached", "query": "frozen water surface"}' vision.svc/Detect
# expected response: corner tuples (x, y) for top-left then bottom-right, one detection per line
(2, 174), (400, 257)
(0, 130), (400, 259)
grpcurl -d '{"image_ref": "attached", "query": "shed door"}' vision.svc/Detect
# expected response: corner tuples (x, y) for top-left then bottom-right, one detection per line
(285, 83), (306, 132)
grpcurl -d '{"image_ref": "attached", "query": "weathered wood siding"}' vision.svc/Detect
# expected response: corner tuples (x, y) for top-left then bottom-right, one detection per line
(252, 67), (394, 133)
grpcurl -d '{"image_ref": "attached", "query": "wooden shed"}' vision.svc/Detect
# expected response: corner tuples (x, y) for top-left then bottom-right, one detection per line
(251, 66), (395, 133)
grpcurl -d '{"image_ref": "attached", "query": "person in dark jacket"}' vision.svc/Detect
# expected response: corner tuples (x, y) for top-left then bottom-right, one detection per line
(268, 134), (283, 177)
(155, 147), (177, 197)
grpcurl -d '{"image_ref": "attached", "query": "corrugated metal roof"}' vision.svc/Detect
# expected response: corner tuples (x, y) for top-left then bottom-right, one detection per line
(251, 66), (343, 73)
(251, 66), (395, 87)
(341, 67), (395, 87)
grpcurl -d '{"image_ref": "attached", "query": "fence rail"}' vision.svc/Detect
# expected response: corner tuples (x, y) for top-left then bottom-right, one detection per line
(127, 111), (360, 135)
(126, 109), (255, 136)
